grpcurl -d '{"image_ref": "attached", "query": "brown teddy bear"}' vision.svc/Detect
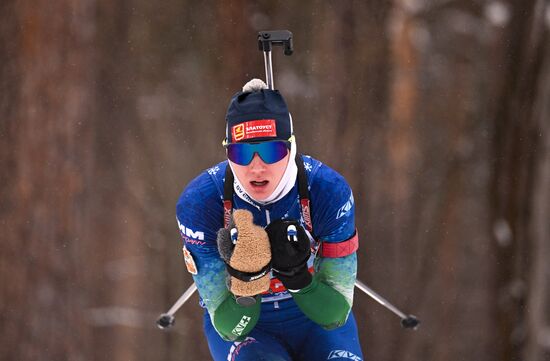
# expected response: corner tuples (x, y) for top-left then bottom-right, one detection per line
(217, 209), (272, 297)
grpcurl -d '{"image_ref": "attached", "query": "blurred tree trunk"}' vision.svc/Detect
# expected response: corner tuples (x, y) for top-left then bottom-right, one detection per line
(367, 1), (499, 360)
(491, 0), (550, 360)
(88, 0), (224, 359)
(0, 0), (96, 359)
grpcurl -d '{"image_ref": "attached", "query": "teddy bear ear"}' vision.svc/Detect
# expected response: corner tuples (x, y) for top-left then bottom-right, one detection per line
(216, 228), (234, 261)
(233, 209), (253, 224)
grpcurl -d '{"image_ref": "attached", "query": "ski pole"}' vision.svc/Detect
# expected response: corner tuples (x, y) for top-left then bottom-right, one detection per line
(257, 30), (293, 90)
(355, 279), (420, 329)
(156, 279), (419, 330)
(156, 283), (197, 329)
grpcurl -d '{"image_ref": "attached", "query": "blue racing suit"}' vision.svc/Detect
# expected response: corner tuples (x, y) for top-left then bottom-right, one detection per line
(176, 155), (363, 361)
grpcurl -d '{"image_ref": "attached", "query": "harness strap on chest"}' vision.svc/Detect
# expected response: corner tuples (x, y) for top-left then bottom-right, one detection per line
(223, 166), (234, 228)
(223, 155), (312, 233)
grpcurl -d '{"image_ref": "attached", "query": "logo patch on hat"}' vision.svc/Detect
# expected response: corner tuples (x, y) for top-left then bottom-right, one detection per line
(232, 119), (276, 142)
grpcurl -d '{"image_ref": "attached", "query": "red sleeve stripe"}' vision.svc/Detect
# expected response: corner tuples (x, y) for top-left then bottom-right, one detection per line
(319, 231), (359, 258)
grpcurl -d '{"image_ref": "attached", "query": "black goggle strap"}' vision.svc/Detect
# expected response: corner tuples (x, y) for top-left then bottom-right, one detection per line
(225, 261), (272, 282)
(223, 165), (234, 229)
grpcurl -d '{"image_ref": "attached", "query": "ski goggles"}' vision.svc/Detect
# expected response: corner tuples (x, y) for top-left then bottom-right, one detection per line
(223, 136), (293, 166)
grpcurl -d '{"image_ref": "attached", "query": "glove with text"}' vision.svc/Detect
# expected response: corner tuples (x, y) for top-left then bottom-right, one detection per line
(217, 209), (272, 297)
(265, 219), (312, 290)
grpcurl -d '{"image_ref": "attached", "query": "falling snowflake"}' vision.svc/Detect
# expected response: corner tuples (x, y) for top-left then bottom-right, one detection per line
(207, 166), (220, 175)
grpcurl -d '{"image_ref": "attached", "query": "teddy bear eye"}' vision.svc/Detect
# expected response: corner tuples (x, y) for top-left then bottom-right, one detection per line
(230, 228), (238, 244)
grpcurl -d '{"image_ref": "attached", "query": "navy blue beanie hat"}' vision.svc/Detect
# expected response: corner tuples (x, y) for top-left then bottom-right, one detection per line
(225, 81), (292, 143)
